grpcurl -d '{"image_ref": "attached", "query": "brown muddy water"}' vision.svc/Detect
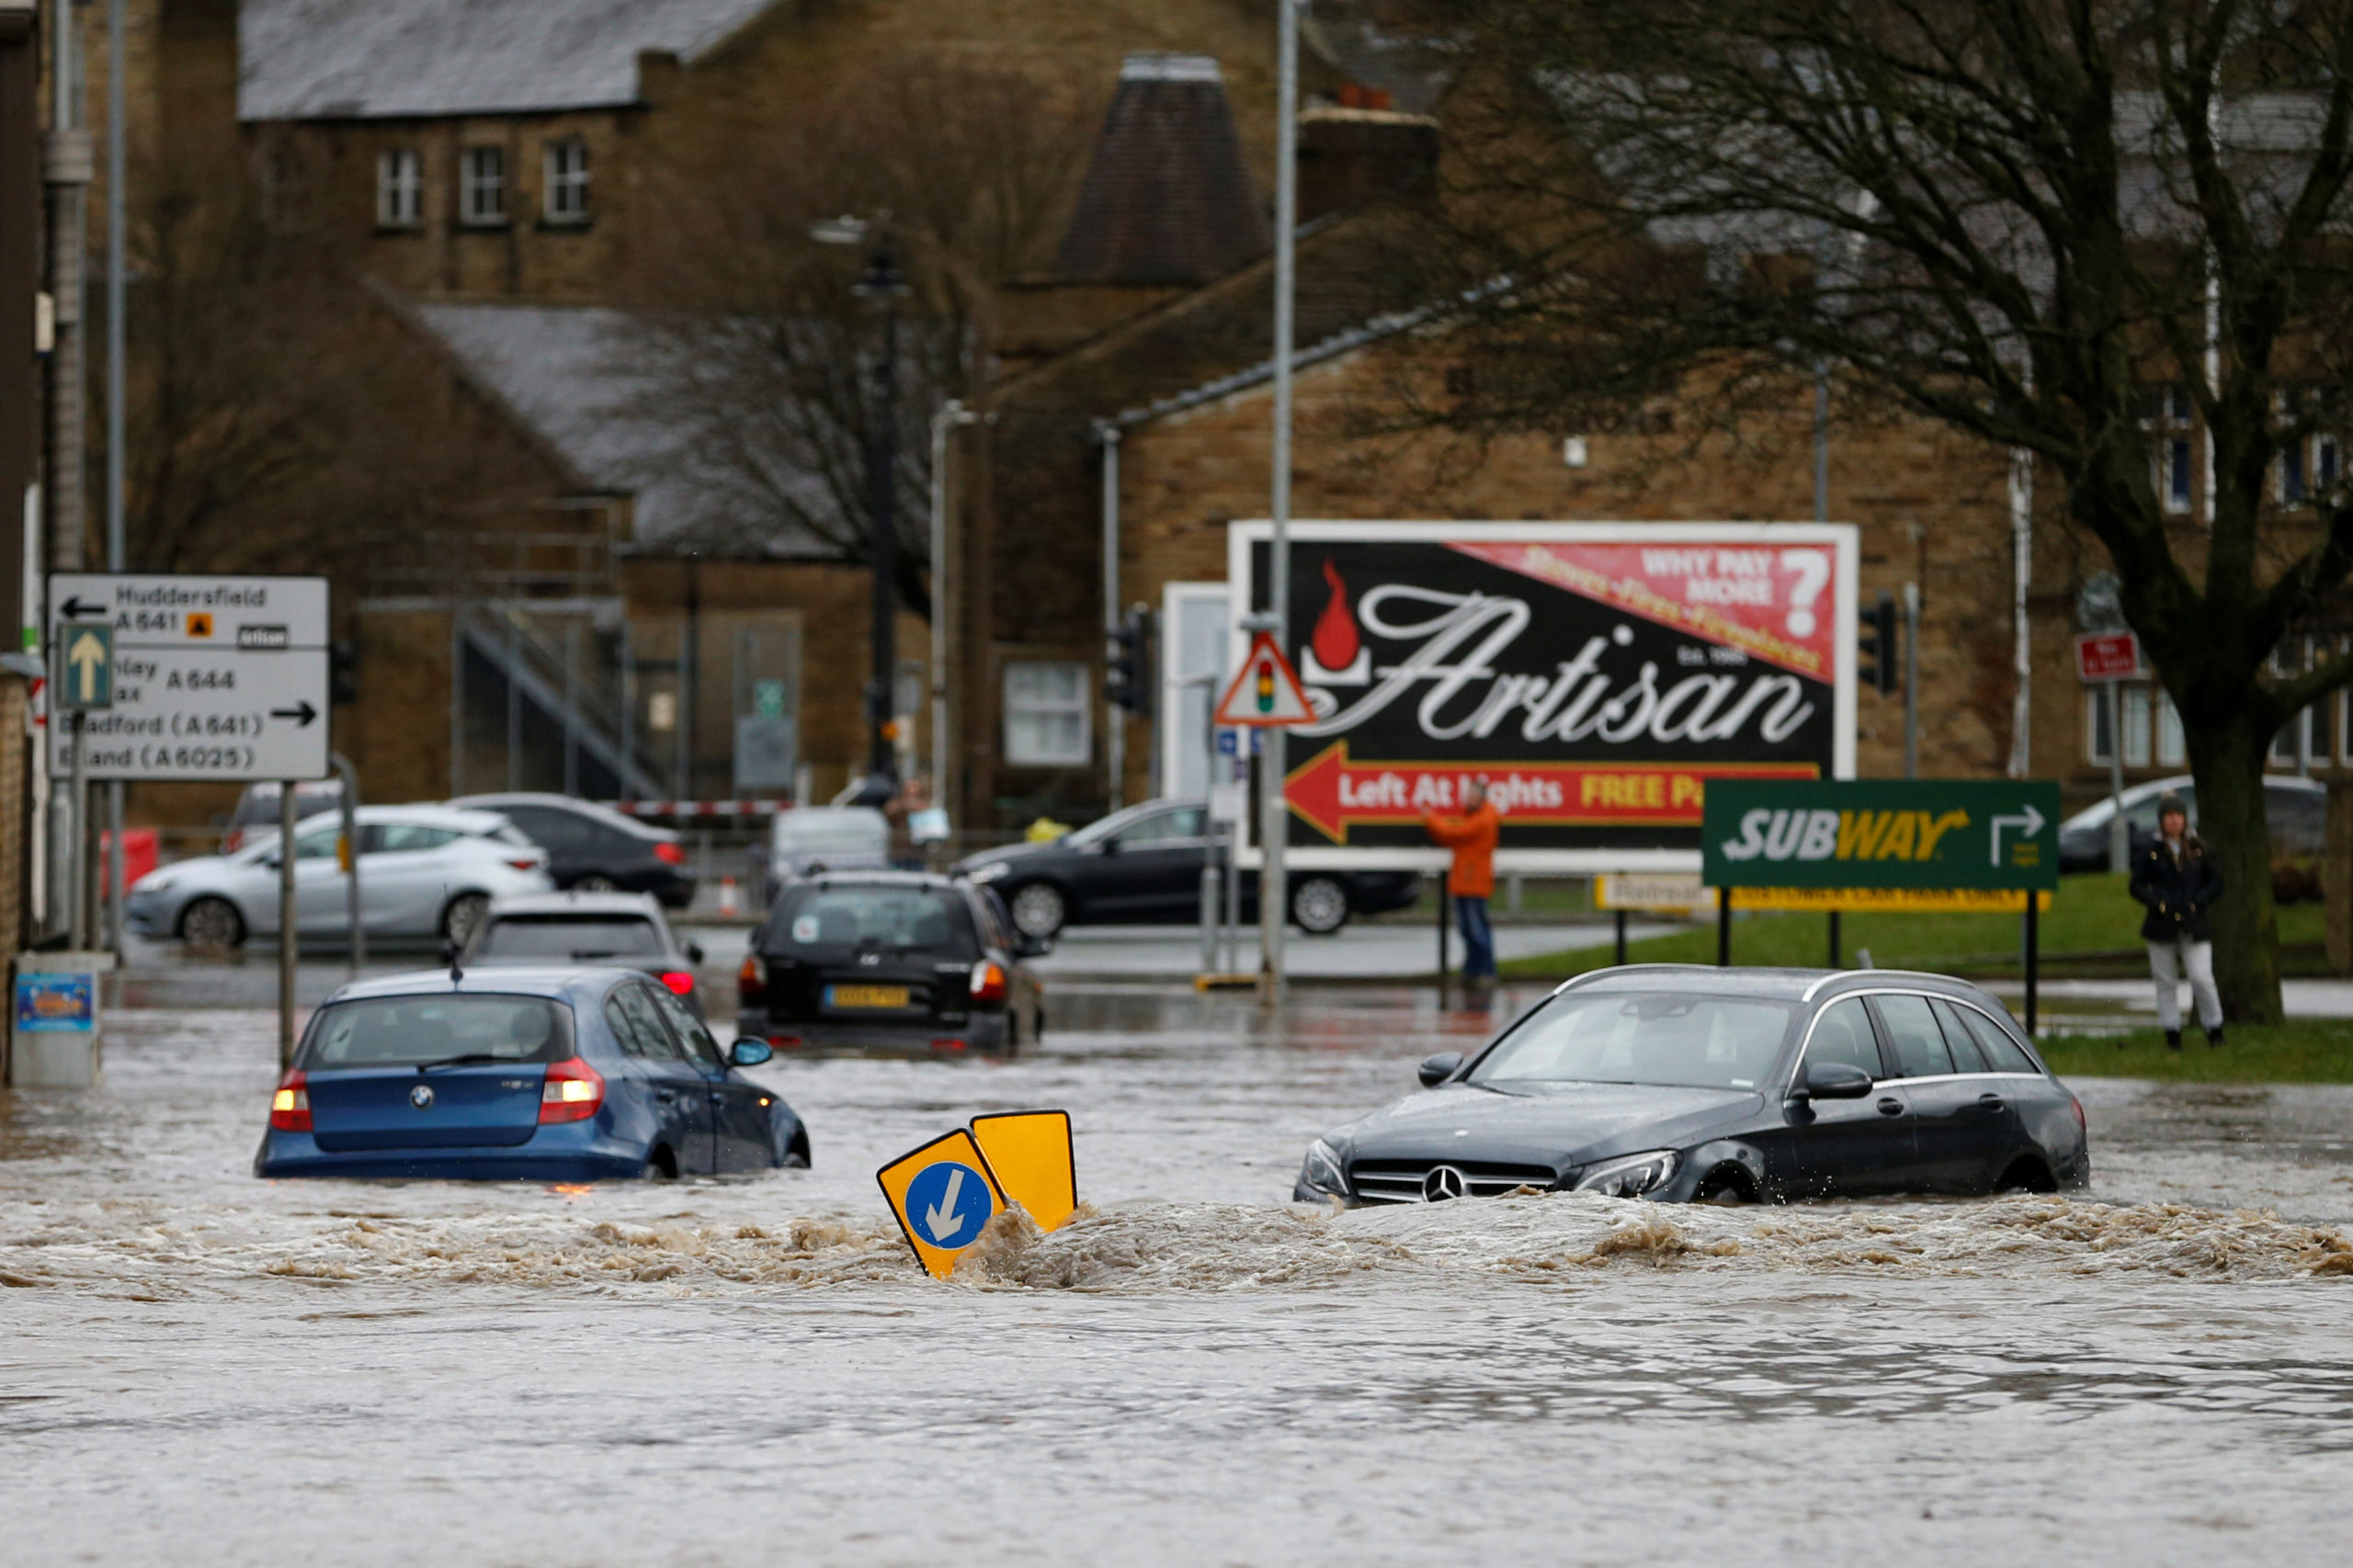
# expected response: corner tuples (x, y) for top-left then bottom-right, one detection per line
(5, 986), (2352, 1566)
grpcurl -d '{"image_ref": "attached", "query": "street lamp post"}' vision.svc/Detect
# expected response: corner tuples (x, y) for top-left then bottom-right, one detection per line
(813, 216), (912, 797)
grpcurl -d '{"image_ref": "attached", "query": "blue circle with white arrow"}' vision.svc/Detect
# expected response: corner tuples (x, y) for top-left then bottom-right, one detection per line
(904, 1160), (996, 1249)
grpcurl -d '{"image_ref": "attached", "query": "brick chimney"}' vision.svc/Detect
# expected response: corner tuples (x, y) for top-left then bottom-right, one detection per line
(1297, 94), (1439, 224)
(1054, 54), (1270, 285)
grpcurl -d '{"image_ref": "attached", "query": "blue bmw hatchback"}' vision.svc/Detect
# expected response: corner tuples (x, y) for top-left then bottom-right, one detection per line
(256, 967), (809, 1180)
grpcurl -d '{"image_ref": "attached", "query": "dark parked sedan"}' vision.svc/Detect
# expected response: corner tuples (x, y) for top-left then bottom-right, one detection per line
(449, 792), (696, 908)
(956, 798), (1419, 937)
(256, 967), (806, 1181)
(737, 872), (1046, 1053)
(1295, 966), (2088, 1206)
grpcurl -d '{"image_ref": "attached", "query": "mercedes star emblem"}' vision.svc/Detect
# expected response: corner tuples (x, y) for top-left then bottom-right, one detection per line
(409, 1084), (436, 1109)
(1421, 1165), (1468, 1202)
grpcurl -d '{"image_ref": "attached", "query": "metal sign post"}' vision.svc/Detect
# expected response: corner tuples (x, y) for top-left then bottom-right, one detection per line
(2075, 630), (2142, 875)
(278, 782), (297, 1070)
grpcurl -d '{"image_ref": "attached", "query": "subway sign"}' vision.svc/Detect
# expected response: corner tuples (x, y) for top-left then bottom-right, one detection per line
(1701, 779), (2063, 891)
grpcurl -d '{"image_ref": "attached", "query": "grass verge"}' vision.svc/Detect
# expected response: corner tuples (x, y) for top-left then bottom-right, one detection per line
(2036, 1020), (2353, 1084)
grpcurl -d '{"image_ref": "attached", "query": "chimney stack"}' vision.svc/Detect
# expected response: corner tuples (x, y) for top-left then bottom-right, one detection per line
(1054, 54), (1270, 286)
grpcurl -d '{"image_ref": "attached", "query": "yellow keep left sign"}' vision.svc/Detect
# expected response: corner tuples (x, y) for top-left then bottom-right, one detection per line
(877, 1130), (1005, 1279)
(972, 1110), (1077, 1232)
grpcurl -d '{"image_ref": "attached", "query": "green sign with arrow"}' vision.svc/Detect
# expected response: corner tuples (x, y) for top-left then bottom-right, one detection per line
(53, 623), (113, 711)
(1701, 778), (2062, 892)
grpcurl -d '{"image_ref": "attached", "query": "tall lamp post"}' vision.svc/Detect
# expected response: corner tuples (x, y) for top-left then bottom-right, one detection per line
(813, 215), (910, 799)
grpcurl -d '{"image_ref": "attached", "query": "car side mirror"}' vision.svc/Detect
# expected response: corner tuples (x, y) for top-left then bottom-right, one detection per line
(1795, 1060), (1874, 1101)
(1097, 836), (1119, 854)
(1418, 1051), (1464, 1087)
(730, 1039), (774, 1067)
(686, 940), (705, 964)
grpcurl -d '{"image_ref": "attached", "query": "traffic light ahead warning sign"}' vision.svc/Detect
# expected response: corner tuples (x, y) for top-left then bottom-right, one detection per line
(1213, 631), (1313, 727)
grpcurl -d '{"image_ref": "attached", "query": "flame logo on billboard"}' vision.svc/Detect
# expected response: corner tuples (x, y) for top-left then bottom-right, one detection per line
(1312, 559), (1359, 672)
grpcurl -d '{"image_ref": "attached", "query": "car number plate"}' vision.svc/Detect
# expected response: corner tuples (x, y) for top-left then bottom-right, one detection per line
(825, 984), (910, 1009)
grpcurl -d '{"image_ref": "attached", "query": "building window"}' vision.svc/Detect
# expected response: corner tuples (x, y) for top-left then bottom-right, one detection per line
(376, 148), (421, 227)
(544, 138), (590, 223)
(2086, 682), (2182, 768)
(460, 146), (506, 226)
(2144, 384), (2195, 516)
(1003, 662), (1090, 767)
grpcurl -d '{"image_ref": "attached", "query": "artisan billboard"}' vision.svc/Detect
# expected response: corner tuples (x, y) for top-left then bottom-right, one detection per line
(1228, 522), (1859, 872)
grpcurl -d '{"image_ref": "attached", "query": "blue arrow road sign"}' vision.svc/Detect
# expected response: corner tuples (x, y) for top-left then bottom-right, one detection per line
(904, 1159), (997, 1249)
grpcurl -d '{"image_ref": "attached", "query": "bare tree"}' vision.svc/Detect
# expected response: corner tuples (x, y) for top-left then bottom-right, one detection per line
(1389, 0), (2353, 1021)
(123, 129), (526, 582)
(618, 56), (1102, 610)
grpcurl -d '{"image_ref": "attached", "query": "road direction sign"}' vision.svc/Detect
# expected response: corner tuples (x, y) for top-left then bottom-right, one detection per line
(970, 1109), (1078, 1233)
(2075, 631), (2142, 682)
(1701, 779), (2063, 892)
(48, 574), (330, 782)
(877, 1129), (1005, 1278)
(52, 623), (113, 710)
(1213, 631), (1314, 726)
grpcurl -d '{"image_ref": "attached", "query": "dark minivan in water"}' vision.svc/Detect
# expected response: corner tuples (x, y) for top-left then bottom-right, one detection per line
(736, 872), (1046, 1053)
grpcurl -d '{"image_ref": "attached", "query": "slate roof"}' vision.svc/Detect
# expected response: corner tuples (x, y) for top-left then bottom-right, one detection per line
(407, 301), (822, 554)
(1054, 54), (1271, 286)
(239, 0), (778, 122)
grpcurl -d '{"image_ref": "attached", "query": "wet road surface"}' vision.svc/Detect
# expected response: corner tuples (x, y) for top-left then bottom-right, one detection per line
(5, 984), (2351, 1565)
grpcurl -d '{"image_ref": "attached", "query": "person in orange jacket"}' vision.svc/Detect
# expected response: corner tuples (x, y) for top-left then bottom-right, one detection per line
(1425, 778), (1501, 981)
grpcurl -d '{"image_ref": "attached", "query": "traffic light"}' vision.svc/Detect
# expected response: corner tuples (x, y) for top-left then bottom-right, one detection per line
(1105, 606), (1154, 715)
(329, 640), (359, 705)
(1858, 592), (1899, 695)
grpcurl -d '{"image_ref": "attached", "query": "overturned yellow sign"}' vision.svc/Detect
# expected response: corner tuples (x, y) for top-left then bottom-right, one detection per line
(971, 1110), (1078, 1233)
(877, 1108), (1079, 1278)
(877, 1130), (1005, 1280)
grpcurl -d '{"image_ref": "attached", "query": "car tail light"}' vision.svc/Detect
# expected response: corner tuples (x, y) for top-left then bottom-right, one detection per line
(969, 961), (1007, 1004)
(269, 1068), (311, 1131)
(2070, 1097), (2086, 1133)
(654, 840), (687, 867)
(506, 856), (544, 871)
(738, 954), (765, 1007)
(659, 970), (695, 996)
(224, 828), (245, 852)
(930, 1037), (969, 1052)
(767, 1033), (802, 1049)
(539, 1057), (605, 1124)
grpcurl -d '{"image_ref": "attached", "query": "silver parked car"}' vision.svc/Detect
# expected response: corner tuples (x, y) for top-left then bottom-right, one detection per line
(766, 806), (890, 895)
(128, 805), (554, 949)
(460, 891), (710, 1016)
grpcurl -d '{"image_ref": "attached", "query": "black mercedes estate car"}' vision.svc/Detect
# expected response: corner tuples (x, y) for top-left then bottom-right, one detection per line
(1296, 966), (2088, 1206)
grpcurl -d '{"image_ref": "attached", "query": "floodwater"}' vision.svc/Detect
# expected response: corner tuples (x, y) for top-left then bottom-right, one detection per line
(6, 985), (2353, 1566)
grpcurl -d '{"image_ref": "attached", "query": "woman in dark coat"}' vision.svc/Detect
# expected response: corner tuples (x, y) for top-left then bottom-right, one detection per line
(2127, 791), (2224, 1049)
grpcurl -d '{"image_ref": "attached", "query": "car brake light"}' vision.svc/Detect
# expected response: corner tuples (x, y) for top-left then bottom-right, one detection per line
(659, 970), (695, 996)
(539, 1057), (605, 1124)
(969, 961), (1007, 1004)
(738, 954), (765, 1007)
(269, 1068), (311, 1131)
(2070, 1097), (2086, 1133)
(224, 829), (244, 852)
(767, 1033), (802, 1049)
(506, 857), (542, 871)
(654, 840), (686, 866)
(930, 1037), (969, 1051)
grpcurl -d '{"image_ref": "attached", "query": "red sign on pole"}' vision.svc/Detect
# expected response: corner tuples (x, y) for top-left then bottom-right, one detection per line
(2075, 631), (2142, 682)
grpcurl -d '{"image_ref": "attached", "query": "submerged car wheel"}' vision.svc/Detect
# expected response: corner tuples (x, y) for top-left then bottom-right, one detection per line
(441, 892), (493, 946)
(179, 895), (246, 951)
(1008, 882), (1067, 939)
(1290, 876), (1350, 936)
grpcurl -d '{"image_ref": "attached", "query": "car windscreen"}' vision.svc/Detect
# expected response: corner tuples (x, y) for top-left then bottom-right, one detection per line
(769, 887), (973, 955)
(299, 994), (573, 1070)
(1467, 991), (1796, 1092)
(474, 915), (665, 960)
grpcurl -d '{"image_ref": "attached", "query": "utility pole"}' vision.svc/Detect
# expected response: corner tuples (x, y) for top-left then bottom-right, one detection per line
(1260, 0), (1300, 996)
(859, 239), (906, 791)
(103, 0), (123, 957)
(928, 400), (978, 800)
(44, 0), (90, 941)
